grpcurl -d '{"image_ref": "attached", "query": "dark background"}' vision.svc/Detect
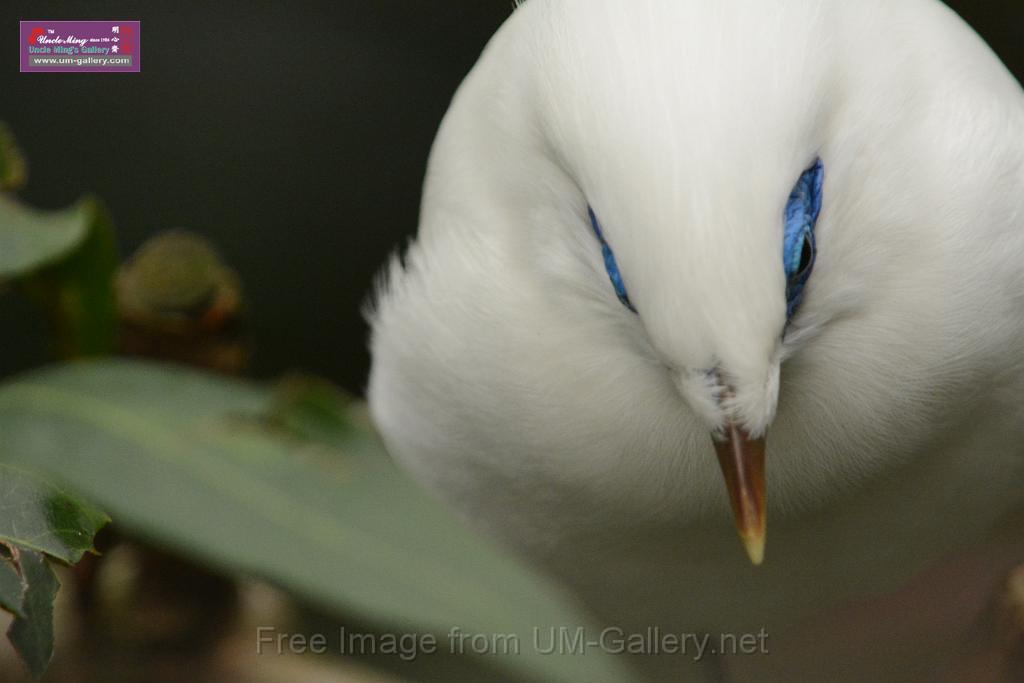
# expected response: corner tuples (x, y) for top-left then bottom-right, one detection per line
(2, 1), (1021, 395)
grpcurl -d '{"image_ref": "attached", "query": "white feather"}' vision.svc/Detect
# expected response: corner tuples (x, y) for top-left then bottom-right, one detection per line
(368, 0), (1024, 678)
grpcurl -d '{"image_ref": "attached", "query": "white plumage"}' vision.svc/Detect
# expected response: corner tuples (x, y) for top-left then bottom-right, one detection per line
(368, 0), (1024, 678)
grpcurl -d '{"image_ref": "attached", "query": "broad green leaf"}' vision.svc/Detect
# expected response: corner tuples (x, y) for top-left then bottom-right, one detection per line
(0, 196), (90, 280)
(0, 360), (635, 683)
(0, 464), (109, 564)
(6, 549), (59, 681)
(0, 550), (23, 617)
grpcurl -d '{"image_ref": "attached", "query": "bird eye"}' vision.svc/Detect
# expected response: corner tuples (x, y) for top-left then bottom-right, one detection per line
(782, 158), (823, 318)
(587, 206), (637, 313)
(795, 231), (814, 279)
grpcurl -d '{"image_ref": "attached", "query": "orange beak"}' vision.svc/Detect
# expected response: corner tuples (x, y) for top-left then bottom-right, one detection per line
(712, 423), (767, 565)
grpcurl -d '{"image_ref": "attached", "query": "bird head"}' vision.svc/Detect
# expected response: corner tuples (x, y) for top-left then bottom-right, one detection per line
(376, 0), (1023, 566)
(513, 0), (845, 563)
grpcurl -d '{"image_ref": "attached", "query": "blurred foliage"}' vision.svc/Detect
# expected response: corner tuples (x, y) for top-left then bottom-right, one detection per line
(0, 124), (114, 679)
(0, 361), (631, 682)
(116, 230), (241, 329)
(5, 549), (60, 680)
(268, 374), (362, 449)
(0, 465), (109, 679)
(0, 122), (27, 192)
(0, 121), (632, 682)
(0, 465), (108, 564)
(0, 197), (92, 282)
(116, 230), (247, 373)
(20, 198), (119, 359)
(0, 551), (22, 616)
(0, 193), (118, 358)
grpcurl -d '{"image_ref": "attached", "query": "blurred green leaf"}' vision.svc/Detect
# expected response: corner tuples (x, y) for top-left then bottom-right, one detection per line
(0, 123), (27, 191)
(0, 194), (118, 357)
(0, 360), (635, 683)
(0, 196), (91, 280)
(0, 464), (109, 564)
(0, 466), (104, 680)
(0, 552), (23, 617)
(267, 374), (360, 449)
(29, 198), (119, 357)
(6, 549), (59, 681)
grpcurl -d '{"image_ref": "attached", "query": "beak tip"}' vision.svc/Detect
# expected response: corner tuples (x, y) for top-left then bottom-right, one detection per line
(741, 530), (766, 566)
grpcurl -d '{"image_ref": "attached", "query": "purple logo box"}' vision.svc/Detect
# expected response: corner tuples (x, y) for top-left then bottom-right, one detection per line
(20, 20), (141, 73)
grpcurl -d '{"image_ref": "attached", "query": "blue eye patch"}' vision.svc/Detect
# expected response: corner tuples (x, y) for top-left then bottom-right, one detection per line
(782, 158), (824, 319)
(588, 206), (637, 313)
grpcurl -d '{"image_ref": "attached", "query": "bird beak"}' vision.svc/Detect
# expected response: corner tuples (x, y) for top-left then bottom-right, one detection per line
(712, 423), (767, 565)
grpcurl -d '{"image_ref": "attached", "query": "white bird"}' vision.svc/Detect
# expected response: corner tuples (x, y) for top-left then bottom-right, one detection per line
(368, 0), (1024, 678)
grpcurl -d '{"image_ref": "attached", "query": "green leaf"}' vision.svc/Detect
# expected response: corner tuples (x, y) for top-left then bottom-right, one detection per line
(0, 195), (118, 357)
(0, 464), (105, 681)
(0, 360), (635, 683)
(0, 549), (23, 617)
(6, 549), (59, 681)
(0, 196), (91, 280)
(0, 464), (109, 564)
(30, 198), (119, 358)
